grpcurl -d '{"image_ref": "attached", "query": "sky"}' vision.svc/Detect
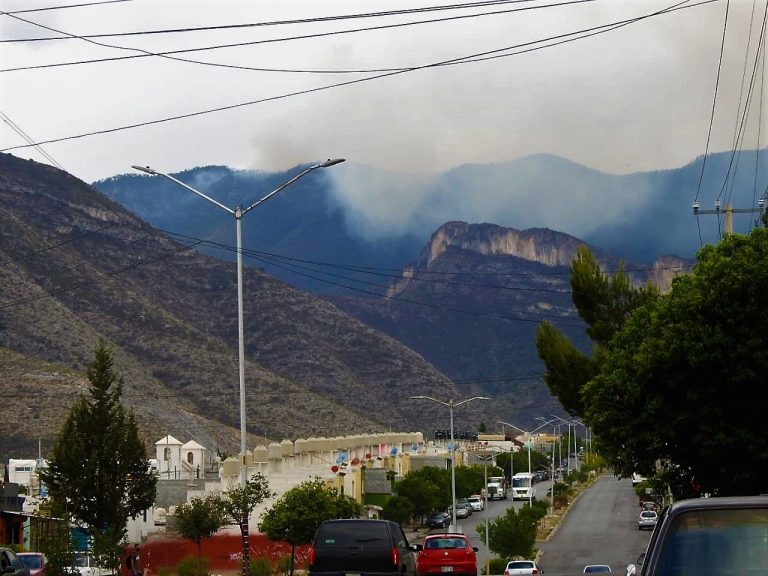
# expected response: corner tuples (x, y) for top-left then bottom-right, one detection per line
(0, 0), (765, 187)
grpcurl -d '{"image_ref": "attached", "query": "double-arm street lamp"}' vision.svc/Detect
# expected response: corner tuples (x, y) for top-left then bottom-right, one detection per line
(499, 419), (556, 505)
(410, 395), (490, 529)
(132, 159), (344, 575)
(133, 158), (344, 486)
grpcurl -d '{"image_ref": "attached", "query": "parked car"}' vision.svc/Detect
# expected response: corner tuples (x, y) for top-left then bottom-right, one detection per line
(638, 510), (658, 530)
(16, 553), (46, 576)
(427, 511), (450, 529)
(583, 565), (611, 573)
(417, 533), (477, 576)
(309, 519), (420, 576)
(626, 495), (768, 576)
(503, 559), (542, 575)
(0, 548), (31, 576)
(467, 495), (484, 511)
(454, 501), (472, 518)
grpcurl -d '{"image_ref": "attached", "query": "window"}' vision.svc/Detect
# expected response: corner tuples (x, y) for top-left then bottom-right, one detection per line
(187, 452), (194, 464)
(163, 447), (171, 461)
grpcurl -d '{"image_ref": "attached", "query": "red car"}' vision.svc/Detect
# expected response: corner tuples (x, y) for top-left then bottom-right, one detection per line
(417, 533), (478, 576)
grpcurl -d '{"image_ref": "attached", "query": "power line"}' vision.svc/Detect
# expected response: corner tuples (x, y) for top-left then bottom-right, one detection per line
(0, 0), (578, 42)
(0, 109), (66, 170)
(2, 0), (134, 15)
(717, 0), (768, 206)
(0, 0), (715, 154)
(0, 0), (594, 73)
(158, 226), (694, 276)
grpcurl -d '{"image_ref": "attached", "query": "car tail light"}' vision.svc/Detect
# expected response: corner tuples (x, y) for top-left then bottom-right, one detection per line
(309, 548), (315, 565)
(532, 570), (539, 574)
(392, 547), (399, 567)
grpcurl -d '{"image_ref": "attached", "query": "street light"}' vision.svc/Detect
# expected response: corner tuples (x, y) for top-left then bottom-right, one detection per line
(499, 419), (556, 505)
(536, 416), (558, 517)
(410, 395), (490, 529)
(133, 158), (345, 576)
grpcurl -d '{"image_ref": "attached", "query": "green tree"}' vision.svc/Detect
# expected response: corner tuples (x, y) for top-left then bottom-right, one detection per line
(395, 467), (449, 518)
(476, 503), (545, 560)
(382, 495), (415, 527)
(172, 495), (226, 576)
(535, 245), (657, 416)
(259, 478), (361, 576)
(454, 465), (486, 499)
(214, 473), (275, 576)
(39, 340), (157, 574)
(583, 228), (768, 497)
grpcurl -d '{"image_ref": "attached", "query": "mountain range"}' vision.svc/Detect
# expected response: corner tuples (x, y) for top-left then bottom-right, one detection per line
(1, 149), (763, 459)
(94, 149), (766, 295)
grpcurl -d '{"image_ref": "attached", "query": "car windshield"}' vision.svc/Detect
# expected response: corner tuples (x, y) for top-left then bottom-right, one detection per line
(19, 556), (42, 569)
(656, 507), (768, 574)
(584, 566), (610, 573)
(641, 511), (657, 518)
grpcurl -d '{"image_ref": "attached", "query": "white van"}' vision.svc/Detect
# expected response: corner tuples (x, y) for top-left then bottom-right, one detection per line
(511, 473), (536, 501)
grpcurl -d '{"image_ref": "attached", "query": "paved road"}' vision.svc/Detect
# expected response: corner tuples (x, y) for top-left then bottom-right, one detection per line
(414, 480), (556, 572)
(537, 475), (652, 576)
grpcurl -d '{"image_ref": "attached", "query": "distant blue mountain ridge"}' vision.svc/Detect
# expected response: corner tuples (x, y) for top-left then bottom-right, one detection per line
(94, 149), (767, 295)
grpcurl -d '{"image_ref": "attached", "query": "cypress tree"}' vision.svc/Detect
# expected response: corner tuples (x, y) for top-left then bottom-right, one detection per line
(40, 339), (157, 573)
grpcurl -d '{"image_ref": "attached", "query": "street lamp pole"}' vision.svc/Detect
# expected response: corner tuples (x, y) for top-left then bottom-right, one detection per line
(133, 159), (345, 576)
(499, 419), (555, 505)
(411, 395), (490, 530)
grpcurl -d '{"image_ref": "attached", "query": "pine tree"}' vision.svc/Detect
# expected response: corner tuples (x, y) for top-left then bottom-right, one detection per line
(40, 339), (157, 573)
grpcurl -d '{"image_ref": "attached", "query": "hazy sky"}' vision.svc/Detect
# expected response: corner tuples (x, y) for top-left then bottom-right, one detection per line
(0, 0), (765, 184)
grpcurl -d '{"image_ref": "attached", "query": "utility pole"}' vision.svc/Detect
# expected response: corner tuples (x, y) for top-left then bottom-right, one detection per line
(693, 198), (766, 234)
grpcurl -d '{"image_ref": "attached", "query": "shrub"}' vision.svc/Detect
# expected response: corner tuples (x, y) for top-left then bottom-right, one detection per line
(275, 555), (292, 576)
(250, 556), (273, 576)
(175, 555), (208, 576)
(488, 558), (509, 574)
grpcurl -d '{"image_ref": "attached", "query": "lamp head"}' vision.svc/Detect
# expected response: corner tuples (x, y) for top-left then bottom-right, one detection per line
(132, 165), (157, 175)
(320, 158), (345, 168)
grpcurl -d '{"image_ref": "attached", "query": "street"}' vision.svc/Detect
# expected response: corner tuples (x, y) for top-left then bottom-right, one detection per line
(409, 474), (652, 576)
(537, 475), (651, 576)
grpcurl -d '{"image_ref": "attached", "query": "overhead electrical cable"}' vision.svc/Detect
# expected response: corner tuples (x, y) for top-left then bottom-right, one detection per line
(0, 0), (579, 42)
(156, 225), (694, 277)
(0, 237), (205, 310)
(2, 0), (133, 15)
(716, 0), (768, 207)
(0, 0), (595, 73)
(753, 22), (766, 229)
(721, 0), (760, 210)
(238, 251), (585, 324)
(0, 0), (715, 153)
(0, 109), (66, 170)
(693, 0), (730, 210)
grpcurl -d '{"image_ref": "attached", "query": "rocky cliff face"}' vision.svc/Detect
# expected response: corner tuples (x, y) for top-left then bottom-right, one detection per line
(425, 222), (581, 267)
(389, 221), (690, 298)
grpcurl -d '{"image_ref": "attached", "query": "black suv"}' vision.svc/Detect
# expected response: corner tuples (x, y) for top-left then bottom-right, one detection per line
(309, 519), (421, 576)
